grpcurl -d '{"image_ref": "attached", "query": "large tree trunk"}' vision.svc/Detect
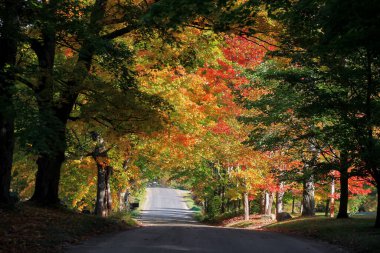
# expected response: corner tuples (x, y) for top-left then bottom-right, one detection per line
(0, 0), (19, 204)
(30, 102), (70, 204)
(30, 0), (106, 205)
(92, 132), (113, 217)
(243, 192), (249, 220)
(95, 163), (112, 216)
(31, 151), (65, 204)
(29, 0), (60, 204)
(302, 174), (315, 216)
(337, 169), (349, 218)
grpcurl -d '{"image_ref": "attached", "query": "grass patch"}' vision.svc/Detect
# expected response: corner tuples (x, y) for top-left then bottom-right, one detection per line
(265, 216), (380, 253)
(109, 211), (139, 227)
(0, 202), (138, 253)
(183, 192), (202, 212)
(183, 192), (204, 222)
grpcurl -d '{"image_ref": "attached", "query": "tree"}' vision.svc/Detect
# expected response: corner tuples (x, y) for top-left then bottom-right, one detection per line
(14, 0), (264, 206)
(0, 0), (21, 204)
(265, 0), (380, 225)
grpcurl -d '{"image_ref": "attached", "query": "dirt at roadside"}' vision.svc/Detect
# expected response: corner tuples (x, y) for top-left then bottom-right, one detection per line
(0, 203), (135, 253)
(221, 214), (277, 229)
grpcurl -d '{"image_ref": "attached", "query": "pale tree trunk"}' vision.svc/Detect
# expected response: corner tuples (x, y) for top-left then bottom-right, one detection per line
(276, 181), (284, 214)
(118, 190), (126, 211)
(302, 174), (315, 216)
(260, 191), (266, 214)
(265, 191), (274, 215)
(118, 189), (130, 211)
(330, 178), (335, 218)
(243, 192), (249, 221)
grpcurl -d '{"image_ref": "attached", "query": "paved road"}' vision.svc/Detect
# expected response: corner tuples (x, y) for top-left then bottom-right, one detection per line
(138, 187), (197, 225)
(66, 187), (345, 253)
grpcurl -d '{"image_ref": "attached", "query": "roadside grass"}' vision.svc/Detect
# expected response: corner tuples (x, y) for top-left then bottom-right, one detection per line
(130, 188), (147, 218)
(227, 220), (254, 228)
(183, 192), (204, 222)
(183, 192), (202, 212)
(264, 215), (380, 253)
(0, 203), (138, 253)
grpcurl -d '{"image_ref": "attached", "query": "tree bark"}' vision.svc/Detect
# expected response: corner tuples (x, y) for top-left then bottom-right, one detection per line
(30, 0), (108, 205)
(291, 195), (295, 214)
(0, 0), (19, 204)
(375, 183), (380, 228)
(330, 178), (335, 218)
(324, 199), (329, 217)
(243, 192), (249, 220)
(260, 191), (266, 214)
(337, 169), (349, 218)
(265, 191), (274, 215)
(92, 132), (113, 217)
(276, 181), (284, 214)
(31, 151), (65, 204)
(302, 174), (315, 216)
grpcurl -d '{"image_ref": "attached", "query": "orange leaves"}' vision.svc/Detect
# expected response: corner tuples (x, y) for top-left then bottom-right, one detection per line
(95, 157), (111, 168)
(173, 133), (196, 147)
(64, 48), (74, 58)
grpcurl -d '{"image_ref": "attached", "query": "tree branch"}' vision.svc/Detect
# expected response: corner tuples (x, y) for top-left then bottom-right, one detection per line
(101, 24), (138, 40)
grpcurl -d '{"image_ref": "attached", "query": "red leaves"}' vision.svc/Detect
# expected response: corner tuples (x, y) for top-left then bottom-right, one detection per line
(348, 177), (372, 195)
(211, 119), (231, 135)
(223, 36), (267, 69)
(173, 133), (195, 147)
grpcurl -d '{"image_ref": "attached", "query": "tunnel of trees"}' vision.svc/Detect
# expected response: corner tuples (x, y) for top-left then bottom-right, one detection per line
(1, 0), (380, 228)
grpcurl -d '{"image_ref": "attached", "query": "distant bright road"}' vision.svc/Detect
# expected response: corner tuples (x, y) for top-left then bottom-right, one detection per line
(138, 187), (197, 224)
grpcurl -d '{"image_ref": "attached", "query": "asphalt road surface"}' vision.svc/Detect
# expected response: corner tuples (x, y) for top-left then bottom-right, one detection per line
(66, 187), (345, 253)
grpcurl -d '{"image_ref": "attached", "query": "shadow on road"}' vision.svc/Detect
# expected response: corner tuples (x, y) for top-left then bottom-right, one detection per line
(138, 207), (198, 225)
(66, 224), (344, 253)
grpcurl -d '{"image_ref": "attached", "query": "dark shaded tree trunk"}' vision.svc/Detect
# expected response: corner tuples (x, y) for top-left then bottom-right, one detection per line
(0, 0), (19, 204)
(30, 105), (70, 204)
(31, 151), (65, 204)
(30, 0), (107, 205)
(324, 199), (329, 217)
(376, 183), (380, 228)
(291, 195), (295, 214)
(302, 174), (315, 216)
(337, 169), (349, 218)
(221, 186), (226, 213)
